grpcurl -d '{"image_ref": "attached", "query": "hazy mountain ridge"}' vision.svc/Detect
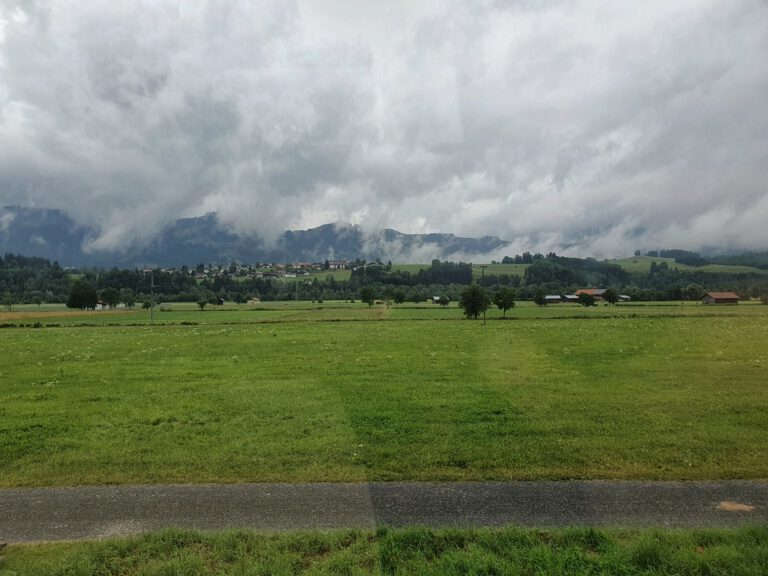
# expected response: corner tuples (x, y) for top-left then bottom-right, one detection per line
(0, 206), (510, 266)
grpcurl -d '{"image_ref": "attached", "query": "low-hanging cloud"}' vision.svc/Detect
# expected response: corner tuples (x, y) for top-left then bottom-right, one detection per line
(1, 0), (766, 258)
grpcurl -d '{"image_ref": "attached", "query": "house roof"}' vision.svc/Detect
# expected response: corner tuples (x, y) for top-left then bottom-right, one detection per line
(703, 291), (740, 299)
(576, 288), (606, 295)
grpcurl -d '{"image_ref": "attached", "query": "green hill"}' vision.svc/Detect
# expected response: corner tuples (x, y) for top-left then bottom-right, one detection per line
(610, 256), (768, 275)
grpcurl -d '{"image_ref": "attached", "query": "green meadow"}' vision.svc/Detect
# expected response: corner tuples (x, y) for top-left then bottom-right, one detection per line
(3, 526), (767, 576)
(3, 299), (764, 326)
(2, 303), (767, 487)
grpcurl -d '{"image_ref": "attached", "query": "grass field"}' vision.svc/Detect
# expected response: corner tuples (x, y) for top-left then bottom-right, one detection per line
(3, 526), (766, 575)
(305, 268), (352, 281)
(3, 299), (763, 326)
(472, 263), (530, 278)
(391, 262), (531, 278)
(2, 303), (767, 487)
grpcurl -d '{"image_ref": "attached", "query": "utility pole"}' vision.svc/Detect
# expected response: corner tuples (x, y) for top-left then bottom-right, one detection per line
(150, 273), (154, 324)
(480, 265), (487, 326)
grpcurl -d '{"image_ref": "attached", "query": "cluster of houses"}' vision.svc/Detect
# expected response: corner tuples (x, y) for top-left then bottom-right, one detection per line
(543, 289), (741, 305)
(146, 259), (350, 281)
(544, 288), (631, 304)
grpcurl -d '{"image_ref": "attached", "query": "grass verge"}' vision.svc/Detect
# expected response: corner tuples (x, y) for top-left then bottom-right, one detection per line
(2, 526), (767, 575)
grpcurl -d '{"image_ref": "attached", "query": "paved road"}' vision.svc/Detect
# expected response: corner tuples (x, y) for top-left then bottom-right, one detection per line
(1, 481), (766, 543)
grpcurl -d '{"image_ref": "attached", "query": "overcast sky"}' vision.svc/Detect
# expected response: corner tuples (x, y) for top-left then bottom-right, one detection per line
(1, 0), (767, 257)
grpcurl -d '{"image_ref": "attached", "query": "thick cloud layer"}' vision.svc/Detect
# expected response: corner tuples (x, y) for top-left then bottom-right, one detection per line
(1, 0), (766, 257)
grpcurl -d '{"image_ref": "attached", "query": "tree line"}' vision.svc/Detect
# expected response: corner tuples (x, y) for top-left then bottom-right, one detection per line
(2, 252), (768, 311)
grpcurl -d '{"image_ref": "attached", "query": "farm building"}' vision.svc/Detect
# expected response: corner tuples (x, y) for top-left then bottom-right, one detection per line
(702, 291), (740, 305)
(575, 288), (606, 300)
(562, 294), (579, 303)
(544, 295), (562, 303)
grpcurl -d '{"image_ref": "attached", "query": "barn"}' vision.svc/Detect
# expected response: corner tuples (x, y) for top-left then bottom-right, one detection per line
(701, 291), (740, 305)
(575, 288), (606, 301)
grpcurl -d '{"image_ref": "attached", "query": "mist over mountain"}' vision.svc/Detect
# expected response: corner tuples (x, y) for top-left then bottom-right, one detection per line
(0, 206), (508, 267)
(1, 2), (766, 259)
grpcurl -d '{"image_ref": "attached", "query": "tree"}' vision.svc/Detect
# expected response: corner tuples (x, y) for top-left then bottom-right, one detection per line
(493, 287), (516, 317)
(578, 292), (596, 307)
(533, 290), (546, 306)
(28, 291), (44, 309)
(459, 284), (489, 319)
(761, 292), (768, 305)
(603, 288), (619, 305)
(392, 290), (405, 304)
(120, 288), (136, 308)
(66, 280), (98, 310)
(360, 287), (375, 307)
(1, 291), (16, 311)
(100, 287), (120, 309)
(438, 295), (450, 308)
(683, 283), (704, 301)
(197, 299), (207, 311)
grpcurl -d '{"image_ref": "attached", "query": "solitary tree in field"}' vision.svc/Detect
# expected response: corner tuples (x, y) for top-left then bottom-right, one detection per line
(100, 287), (120, 309)
(459, 284), (489, 319)
(360, 287), (375, 307)
(197, 299), (207, 311)
(66, 280), (98, 310)
(493, 287), (516, 317)
(603, 288), (619, 305)
(438, 295), (450, 308)
(29, 291), (44, 309)
(578, 292), (596, 307)
(120, 288), (136, 308)
(533, 290), (546, 306)
(392, 290), (405, 304)
(1, 291), (16, 311)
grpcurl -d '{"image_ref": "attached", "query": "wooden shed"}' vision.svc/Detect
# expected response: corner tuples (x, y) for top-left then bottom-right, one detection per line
(702, 291), (740, 305)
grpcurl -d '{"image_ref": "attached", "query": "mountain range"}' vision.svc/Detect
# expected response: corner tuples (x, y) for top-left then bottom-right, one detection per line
(0, 206), (509, 267)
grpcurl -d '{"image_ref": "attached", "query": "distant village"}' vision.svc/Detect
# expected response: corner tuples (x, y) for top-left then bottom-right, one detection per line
(129, 259), (351, 280)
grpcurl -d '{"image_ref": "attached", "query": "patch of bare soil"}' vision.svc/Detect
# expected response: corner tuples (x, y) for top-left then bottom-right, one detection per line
(717, 501), (755, 512)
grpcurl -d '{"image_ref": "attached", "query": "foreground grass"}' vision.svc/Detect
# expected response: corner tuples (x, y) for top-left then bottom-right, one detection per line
(2, 306), (768, 486)
(2, 526), (767, 575)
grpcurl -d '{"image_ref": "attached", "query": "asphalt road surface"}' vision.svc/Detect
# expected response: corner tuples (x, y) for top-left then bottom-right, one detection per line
(1, 481), (766, 543)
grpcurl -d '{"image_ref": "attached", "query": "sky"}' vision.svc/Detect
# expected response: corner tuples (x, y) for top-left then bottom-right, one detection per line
(0, 0), (767, 258)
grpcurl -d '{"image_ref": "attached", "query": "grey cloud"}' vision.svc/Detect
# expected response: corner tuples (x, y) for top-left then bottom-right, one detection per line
(0, 0), (766, 258)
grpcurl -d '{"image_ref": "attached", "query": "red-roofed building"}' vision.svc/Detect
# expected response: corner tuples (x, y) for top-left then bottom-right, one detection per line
(702, 291), (740, 305)
(575, 288), (606, 300)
